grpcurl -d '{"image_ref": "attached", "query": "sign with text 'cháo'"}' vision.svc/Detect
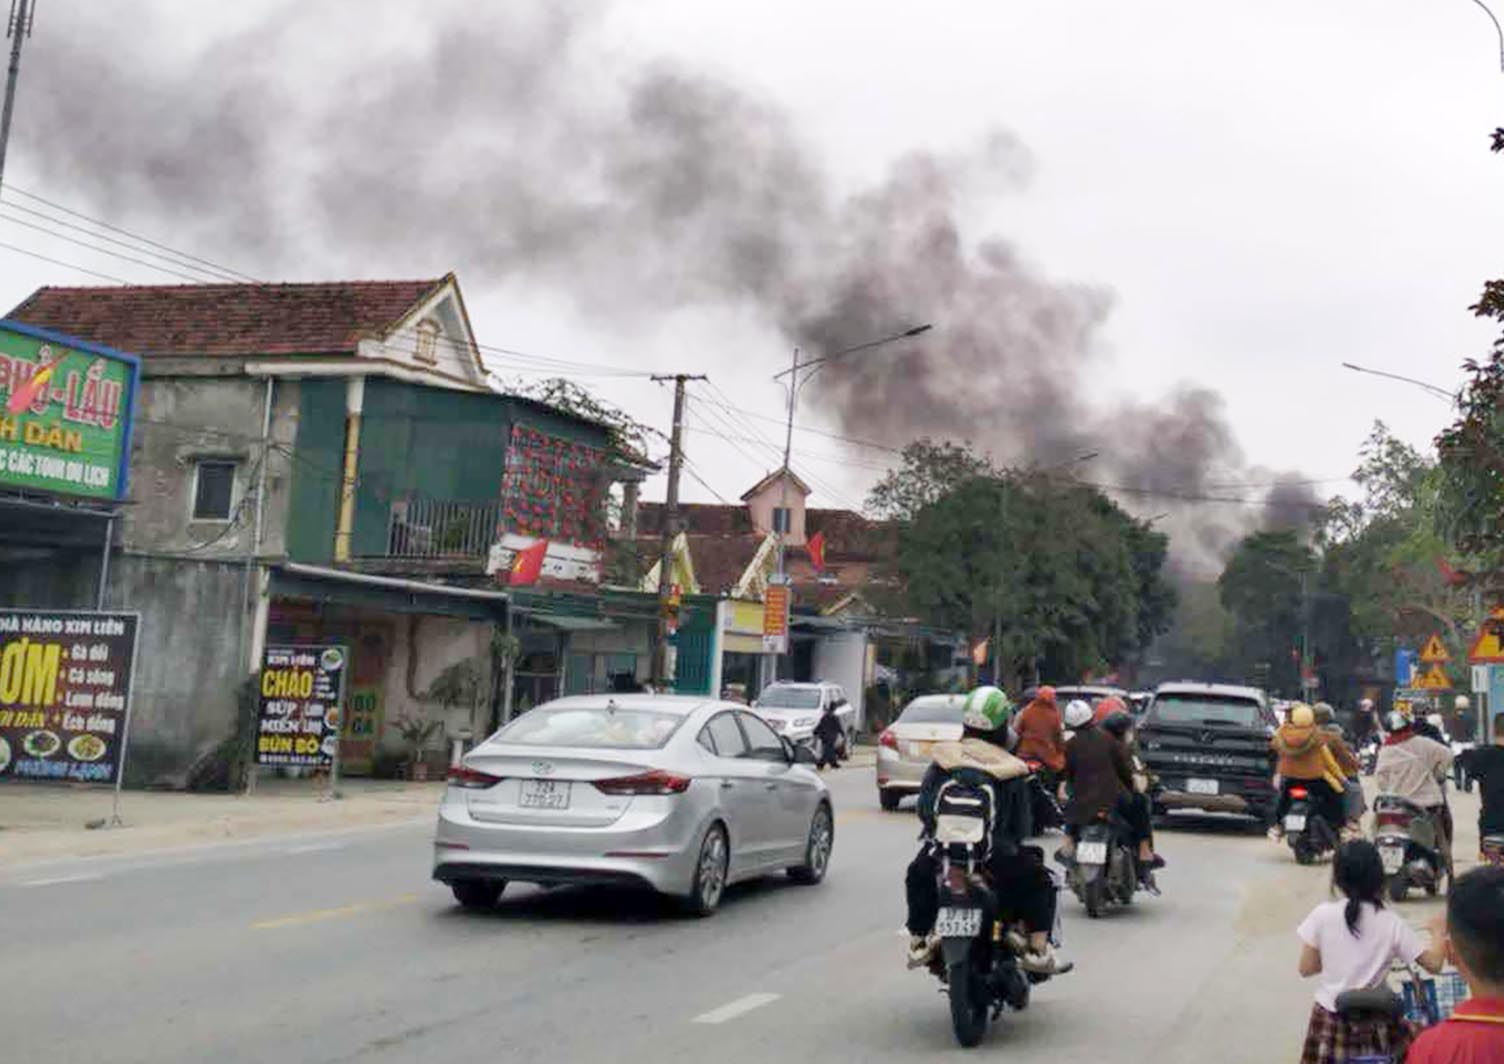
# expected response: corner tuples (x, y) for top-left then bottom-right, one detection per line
(255, 645), (348, 768)
(0, 320), (139, 500)
(0, 610), (139, 785)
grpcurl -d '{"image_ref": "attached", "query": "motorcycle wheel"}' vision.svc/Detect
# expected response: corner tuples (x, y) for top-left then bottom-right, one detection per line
(1293, 840), (1314, 866)
(1388, 878), (1409, 903)
(948, 961), (989, 1048)
(1084, 878), (1105, 918)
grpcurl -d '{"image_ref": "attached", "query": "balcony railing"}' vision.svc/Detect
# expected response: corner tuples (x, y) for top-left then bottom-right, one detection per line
(385, 495), (501, 559)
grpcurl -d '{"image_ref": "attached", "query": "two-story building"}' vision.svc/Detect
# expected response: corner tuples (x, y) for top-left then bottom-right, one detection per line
(3, 275), (634, 783)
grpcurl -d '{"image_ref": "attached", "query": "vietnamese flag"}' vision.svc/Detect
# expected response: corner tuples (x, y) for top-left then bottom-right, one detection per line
(508, 539), (549, 585)
(5, 359), (56, 416)
(807, 531), (827, 573)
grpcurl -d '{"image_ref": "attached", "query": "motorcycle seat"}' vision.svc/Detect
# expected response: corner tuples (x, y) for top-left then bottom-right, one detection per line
(1374, 795), (1429, 817)
(1333, 987), (1402, 1018)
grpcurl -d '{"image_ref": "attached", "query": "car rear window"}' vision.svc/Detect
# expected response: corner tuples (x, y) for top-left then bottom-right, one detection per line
(758, 687), (822, 710)
(1151, 695), (1264, 728)
(495, 707), (686, 749)
(898, 698), (964, 724)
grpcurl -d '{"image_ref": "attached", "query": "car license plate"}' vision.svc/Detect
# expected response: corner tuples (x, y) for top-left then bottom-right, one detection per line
(1186, 778), (1219, 796)
(1076, 840), (1108, 865)
(519, 779), (570, 809)
(935, 907), (983, 937)
(1381, 846), (1404, 874)
(1285, 814), (1307, 832)
(904, 741), (933, 759)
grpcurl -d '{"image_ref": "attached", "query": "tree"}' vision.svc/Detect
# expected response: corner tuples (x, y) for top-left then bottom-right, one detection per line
(1219, 530), (1315, 696)
(886, 450), (1174, 688)
(1436, 282), (1504, 572)
(866, 438), (994, 521)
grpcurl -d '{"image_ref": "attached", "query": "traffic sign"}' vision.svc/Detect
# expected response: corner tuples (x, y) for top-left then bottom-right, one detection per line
(1469, 608), (1504, 663)
(1419, 634), (1450, 664)
(1412, 663), (1453, 690)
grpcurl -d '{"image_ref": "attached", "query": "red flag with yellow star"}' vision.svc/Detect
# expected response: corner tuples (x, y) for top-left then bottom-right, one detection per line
(807, 531), (827, 573)
(508, 539), (549, 585)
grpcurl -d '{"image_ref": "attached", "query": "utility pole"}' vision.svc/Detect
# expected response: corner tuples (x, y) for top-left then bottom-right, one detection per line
(651, 373), (706, 689)
(0, 0), (35, 195)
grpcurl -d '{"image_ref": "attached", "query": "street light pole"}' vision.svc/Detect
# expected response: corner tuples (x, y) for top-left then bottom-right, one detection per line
(1340, 362), (1455, 403)
(771, 324), (933, 582)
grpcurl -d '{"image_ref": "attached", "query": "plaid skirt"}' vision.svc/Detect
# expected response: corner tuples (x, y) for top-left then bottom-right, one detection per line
(1300, 1002), (1418, 1063)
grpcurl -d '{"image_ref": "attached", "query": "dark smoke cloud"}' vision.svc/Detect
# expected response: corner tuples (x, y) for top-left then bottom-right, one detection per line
(13, 0), (1314, 563)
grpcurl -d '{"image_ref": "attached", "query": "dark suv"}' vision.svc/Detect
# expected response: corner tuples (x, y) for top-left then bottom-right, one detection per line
(1137, 682), (1278, 824)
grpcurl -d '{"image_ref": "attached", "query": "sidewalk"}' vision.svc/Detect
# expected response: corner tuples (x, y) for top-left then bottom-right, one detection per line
(0, 777), (446, 867)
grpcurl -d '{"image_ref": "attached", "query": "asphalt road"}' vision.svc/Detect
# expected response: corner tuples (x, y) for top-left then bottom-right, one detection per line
(1, 768), (1431, 1062)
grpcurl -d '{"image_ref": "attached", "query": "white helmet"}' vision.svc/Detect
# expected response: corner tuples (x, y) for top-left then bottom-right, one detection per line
(1427, 713), (1446, 730)
(1456, 695), (1471, 711)
(1063, 699), (1094, 730)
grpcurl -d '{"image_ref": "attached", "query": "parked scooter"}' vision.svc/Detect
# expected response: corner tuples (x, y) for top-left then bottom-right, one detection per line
(921, 776), (1037, 1048)
(1284, 784), (1339, 865)
(1063, 809), (1151, 917)
(1373, 795), (1447, 901)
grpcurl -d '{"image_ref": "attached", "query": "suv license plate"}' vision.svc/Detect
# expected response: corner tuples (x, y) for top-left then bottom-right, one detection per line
(519, 779), (571, 809)
(1284, 814), (1307, 832)
(1076, 841), (1108, 865)
(1186, 778), (1219, 795)
(935, 907), (983, 937)
(1381, 846), (1404, 874)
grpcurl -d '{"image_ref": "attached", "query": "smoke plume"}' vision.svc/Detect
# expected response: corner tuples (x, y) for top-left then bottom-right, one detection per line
(13, 1), (1319, 562)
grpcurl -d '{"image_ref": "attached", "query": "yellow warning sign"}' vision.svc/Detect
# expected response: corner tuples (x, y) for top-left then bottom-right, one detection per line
(1419, 634), (1450, 664)
(1412, 663), (1453, 690)
(1470, 619), (1504, 664)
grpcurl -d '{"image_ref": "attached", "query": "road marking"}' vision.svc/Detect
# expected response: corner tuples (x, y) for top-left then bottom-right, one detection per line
(692, 993), (781, 1025)
(252, 892), (418, 930)
(282, 842), (347, 855)
(18, 872), (105, 888)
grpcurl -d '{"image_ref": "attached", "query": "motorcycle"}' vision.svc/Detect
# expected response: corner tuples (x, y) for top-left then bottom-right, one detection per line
(1064, 809), (1149, 917)
(1359, 739), (1379, 777)
(1283, 784), (1338, 865)
(1020, 758), (1063, 834)
(923, 776), (1036, 1048)
(1481, 834), (1504, 868)
(1373, 795), (1448, 901)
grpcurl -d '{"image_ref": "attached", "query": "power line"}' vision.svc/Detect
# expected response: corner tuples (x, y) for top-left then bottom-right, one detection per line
(0, 236), (129, 283)
(0, 208), (212, 283)
(0, 200), (245, 283)
(4, 184), (260, 282)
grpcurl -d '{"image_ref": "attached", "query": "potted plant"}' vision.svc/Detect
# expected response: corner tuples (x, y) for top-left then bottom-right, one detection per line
(391, 713), (443, 780)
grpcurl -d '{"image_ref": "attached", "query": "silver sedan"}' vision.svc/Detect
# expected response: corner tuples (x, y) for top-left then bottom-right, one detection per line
(433, 694), (834, 916)
(876, 694), (965, 810)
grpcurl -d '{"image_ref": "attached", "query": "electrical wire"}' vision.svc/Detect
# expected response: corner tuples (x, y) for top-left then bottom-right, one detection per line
(0, 237), (131, 283)
(0, 200), (246, 283)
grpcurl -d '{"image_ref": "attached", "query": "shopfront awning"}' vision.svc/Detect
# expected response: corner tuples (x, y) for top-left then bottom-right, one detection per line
(271, 562), (509, 621)
(517, 612), (619, 632)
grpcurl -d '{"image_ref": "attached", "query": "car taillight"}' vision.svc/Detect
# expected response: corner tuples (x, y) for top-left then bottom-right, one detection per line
(1377, 811), (1410, 828)
(1288, 786), (1309, 799)
(446, 765), (503, 789)
(879, 729), (898, 750)
(593, 770), (692, 796)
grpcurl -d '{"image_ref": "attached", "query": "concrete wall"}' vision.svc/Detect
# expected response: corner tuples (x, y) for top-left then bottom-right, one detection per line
(813, 630), (869, 730)
(0, 550), (247, 786)
(122, 374), (300, 560)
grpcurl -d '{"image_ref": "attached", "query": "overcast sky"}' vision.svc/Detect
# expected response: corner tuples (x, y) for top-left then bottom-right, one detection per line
(0, 1), (1499, 546)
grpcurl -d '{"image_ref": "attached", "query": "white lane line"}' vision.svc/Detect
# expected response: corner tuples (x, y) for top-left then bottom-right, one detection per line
(18, 873), (105, 888)
(692, 993), (781, 1025)
(282, 842), (347, 855)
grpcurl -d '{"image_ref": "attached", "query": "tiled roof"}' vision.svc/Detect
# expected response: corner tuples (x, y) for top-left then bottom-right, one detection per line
(6, 278), (448, 358)
(740, 467), (811, 501)
(638, 502), (754, 537)
(631, 533), (766, 596)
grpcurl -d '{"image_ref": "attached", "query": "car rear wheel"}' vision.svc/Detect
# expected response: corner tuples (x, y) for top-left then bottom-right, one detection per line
(789, 803), (834, 884)
(451, 879), (505, 910)
(683, 823), (729, 917)
(879, 788), (901, 812)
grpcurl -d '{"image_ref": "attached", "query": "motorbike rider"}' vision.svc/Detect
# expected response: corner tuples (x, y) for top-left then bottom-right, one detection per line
(1270, 703), (1348, 841)
(1374, 709), (1455, 871)
(904, 685), (1068, 976)
(1313, 702), (1364, 838)
(1014, 685), (1066, 790)
(1056, 700), (1165, 874)
(1458, 713), (1504, 853)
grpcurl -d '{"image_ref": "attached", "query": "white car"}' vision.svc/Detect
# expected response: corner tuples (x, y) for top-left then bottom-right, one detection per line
(753, 682), (857, 753)
(433, 694), (834, 916)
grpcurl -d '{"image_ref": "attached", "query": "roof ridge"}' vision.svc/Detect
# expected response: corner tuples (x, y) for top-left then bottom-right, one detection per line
(27, 277), (446, 295)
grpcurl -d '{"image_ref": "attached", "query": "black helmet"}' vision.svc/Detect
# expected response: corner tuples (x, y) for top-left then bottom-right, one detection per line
(1101, 710), (1133, 740)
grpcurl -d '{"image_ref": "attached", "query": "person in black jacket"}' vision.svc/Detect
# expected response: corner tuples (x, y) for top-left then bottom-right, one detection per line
(812, 702), (844, 769)
(904, 686), (1067, 976)
(1459, 714), (1504, 849)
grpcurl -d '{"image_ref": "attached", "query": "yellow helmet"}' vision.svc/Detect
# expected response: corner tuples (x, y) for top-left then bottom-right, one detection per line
(1289, 703), (1315, 727)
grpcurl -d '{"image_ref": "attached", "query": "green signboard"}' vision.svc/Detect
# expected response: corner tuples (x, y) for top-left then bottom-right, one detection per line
(0, 321), (139, 500)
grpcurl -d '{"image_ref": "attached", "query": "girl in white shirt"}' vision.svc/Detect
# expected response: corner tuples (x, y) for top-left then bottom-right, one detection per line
(1296, 840), (1446, 1063)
